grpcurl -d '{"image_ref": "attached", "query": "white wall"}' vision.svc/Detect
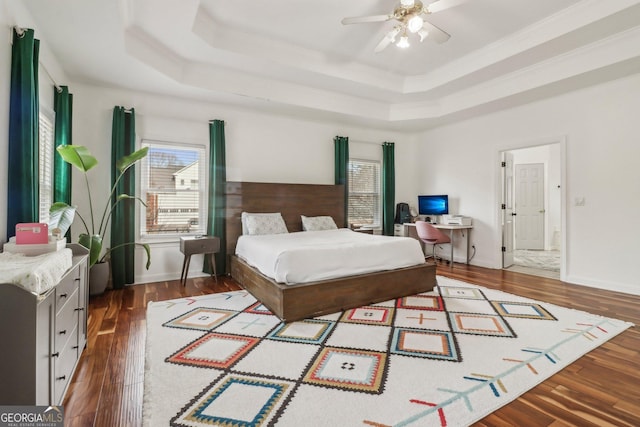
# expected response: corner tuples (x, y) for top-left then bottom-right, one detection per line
(70, 83), (419, 283)
(416, 73), (640, 295)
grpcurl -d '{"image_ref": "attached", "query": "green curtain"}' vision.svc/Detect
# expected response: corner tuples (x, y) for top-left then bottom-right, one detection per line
(110, 107), (136, 288)
(334, 136), (349, 227)
(53, 86), (73, 205)
(382, 142), (395, 236)
(205, 120), (227, 275)
(7, 28), (39, 240)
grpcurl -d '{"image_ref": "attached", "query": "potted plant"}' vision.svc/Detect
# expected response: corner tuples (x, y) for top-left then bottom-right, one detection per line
(50, 145), (151, 295)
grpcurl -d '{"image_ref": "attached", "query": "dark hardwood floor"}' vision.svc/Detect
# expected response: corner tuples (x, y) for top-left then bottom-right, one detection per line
(63, 264), (640, 426)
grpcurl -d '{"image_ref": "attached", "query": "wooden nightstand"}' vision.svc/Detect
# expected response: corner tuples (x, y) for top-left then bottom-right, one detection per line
(179, 236), (220, 286)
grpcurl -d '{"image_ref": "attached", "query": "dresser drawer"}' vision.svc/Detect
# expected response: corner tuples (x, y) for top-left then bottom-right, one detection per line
(56, 265), (80, 314)
(53, 324), (78, 405)
(180, 236), (220, 256)
(54, 288), (79, 355)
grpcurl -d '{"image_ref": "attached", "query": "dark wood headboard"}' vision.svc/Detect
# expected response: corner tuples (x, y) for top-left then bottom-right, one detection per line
(225, 181), (345, 259)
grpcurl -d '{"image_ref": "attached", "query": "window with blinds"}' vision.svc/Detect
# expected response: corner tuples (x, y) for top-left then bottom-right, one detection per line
(347, 159), (381, 227)
(140, 140), (206, 237)
(38, 109), (55, 224)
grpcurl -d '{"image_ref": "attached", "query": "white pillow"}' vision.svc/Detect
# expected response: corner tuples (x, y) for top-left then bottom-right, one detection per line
(241, 212), (288, 235)
(301, 215), (338, 231)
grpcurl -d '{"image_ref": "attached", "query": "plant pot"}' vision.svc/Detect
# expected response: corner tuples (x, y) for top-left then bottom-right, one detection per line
(89, 262), (110, 296)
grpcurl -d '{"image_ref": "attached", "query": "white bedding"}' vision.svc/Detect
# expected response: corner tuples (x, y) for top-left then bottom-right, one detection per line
(0, 248), (73, 295)
(235, 228), (425, 284)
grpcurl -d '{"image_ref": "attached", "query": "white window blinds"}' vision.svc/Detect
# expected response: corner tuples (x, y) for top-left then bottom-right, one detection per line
(38, 109), (55, 224)
(347, 159), (381, 227)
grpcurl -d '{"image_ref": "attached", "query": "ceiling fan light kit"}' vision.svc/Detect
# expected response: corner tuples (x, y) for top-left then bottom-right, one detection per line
(342, 0), (456, 52)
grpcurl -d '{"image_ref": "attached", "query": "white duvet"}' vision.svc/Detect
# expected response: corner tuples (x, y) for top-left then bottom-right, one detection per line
(235, 228), (425, 284)
(0, 248), (73, 295)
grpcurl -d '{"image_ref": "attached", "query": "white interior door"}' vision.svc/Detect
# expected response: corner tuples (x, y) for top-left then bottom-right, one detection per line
(515, 163), (545, 250)
(502, 152), (514, 267)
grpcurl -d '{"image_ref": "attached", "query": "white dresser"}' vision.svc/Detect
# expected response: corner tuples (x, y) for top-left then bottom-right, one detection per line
(0, 244), (89, 405)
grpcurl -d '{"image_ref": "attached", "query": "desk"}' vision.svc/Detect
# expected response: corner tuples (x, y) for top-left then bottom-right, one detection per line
(403, 223), (473, 268)
(179, 236), (219, 286)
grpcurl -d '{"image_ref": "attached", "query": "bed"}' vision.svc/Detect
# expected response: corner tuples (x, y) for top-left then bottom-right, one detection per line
(226, 181), (436, 322)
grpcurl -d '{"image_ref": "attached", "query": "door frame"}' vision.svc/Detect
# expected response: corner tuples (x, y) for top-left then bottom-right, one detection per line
(496, 136), (567, 281)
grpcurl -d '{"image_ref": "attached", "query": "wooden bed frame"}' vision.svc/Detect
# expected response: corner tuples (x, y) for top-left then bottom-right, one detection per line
(225, 181), (436, 322)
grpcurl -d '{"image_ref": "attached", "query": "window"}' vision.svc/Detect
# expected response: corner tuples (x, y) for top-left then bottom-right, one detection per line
(347, 159), (380, 227)
(38, 108), (55, 224)
(140, 140), (206, 237)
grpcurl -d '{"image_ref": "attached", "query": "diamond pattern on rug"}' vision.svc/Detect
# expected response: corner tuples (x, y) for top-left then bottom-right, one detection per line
(267, 319), (335, 344)
(166, 333), (259, 369)
(439, 286), (485, 299)
(397, 294), (444, 311)
(325, 322), (391, 351)
(244, 301), (272, 316)
(145, 278), (633, 427)
(491, 301), (557, 320)
(303, 347), (387, 393)
(162, 308), (236, 331)
(172, 374), (294, 426)
(391, 328), (460, 361)
(449, 312), (515, 337)
(394, 308), (448, 331)
(340, 305), (395, 325)
(214, 312), (282, 337)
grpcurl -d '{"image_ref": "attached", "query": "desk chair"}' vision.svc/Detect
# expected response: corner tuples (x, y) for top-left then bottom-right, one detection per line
(415, 221), (451, 264)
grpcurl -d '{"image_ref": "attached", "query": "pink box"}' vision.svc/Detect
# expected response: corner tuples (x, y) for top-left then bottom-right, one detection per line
(15, 223), (49, 244)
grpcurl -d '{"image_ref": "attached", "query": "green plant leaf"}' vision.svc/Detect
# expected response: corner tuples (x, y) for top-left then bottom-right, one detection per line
(49, 202), (76, 237)
(57, 145), (98, 172)
(141, 243), (151, 270)
(79, 233), (103, 267)
(116, 146), (148, 173)
(116, 193), (147, 206)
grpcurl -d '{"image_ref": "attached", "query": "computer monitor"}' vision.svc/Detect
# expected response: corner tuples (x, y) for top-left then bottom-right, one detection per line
(418, 195), (449, 216)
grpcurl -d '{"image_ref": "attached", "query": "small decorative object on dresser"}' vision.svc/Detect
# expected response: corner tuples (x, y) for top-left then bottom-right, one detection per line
(0, 244), (89, 405)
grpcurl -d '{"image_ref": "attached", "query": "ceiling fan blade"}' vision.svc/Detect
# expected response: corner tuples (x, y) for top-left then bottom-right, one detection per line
(422, 20), (451, 43)
(426, 0), (467, 14)
(342, 14), (391, 25)
(374, 27), (401, 53)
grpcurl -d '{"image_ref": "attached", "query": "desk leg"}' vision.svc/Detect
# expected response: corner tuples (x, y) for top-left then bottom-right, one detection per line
(450, 229), (454, 269)
(466, 230), (470, 264)
(180, 255), (188, 286)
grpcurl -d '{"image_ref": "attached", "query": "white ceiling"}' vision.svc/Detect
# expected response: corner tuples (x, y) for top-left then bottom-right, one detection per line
(19, 0), (640, 131)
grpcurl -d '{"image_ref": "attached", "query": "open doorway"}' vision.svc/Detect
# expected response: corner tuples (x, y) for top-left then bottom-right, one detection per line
(501, 143), (563, 279)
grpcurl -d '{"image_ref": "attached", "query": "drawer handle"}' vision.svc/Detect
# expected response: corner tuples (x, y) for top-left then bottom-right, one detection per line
(74, 307), (85, 312)
(59, 293), (68, 299)
(59, 330), (67, 335)
(51, 352), (59, 358)
(56, 375), (66, 381)
(72, 346), (79, 350)
(74, 278), (80, 282)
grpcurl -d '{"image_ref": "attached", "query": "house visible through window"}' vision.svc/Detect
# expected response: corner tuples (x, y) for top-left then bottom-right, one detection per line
(38, 108), (55, 224)
(140, 140), (206, 237)
(348, 159), (380, 227)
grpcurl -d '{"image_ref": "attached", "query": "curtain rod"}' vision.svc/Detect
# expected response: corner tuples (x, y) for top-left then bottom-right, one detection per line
(349, 139), (385, 146)
(12, 26), (63, 92)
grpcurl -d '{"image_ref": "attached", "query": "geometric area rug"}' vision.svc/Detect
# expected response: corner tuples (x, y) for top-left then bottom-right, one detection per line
(143, 276), (633, 427)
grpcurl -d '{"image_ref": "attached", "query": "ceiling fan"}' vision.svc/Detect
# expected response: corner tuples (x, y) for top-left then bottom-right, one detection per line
(341, 0), (465, 52)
